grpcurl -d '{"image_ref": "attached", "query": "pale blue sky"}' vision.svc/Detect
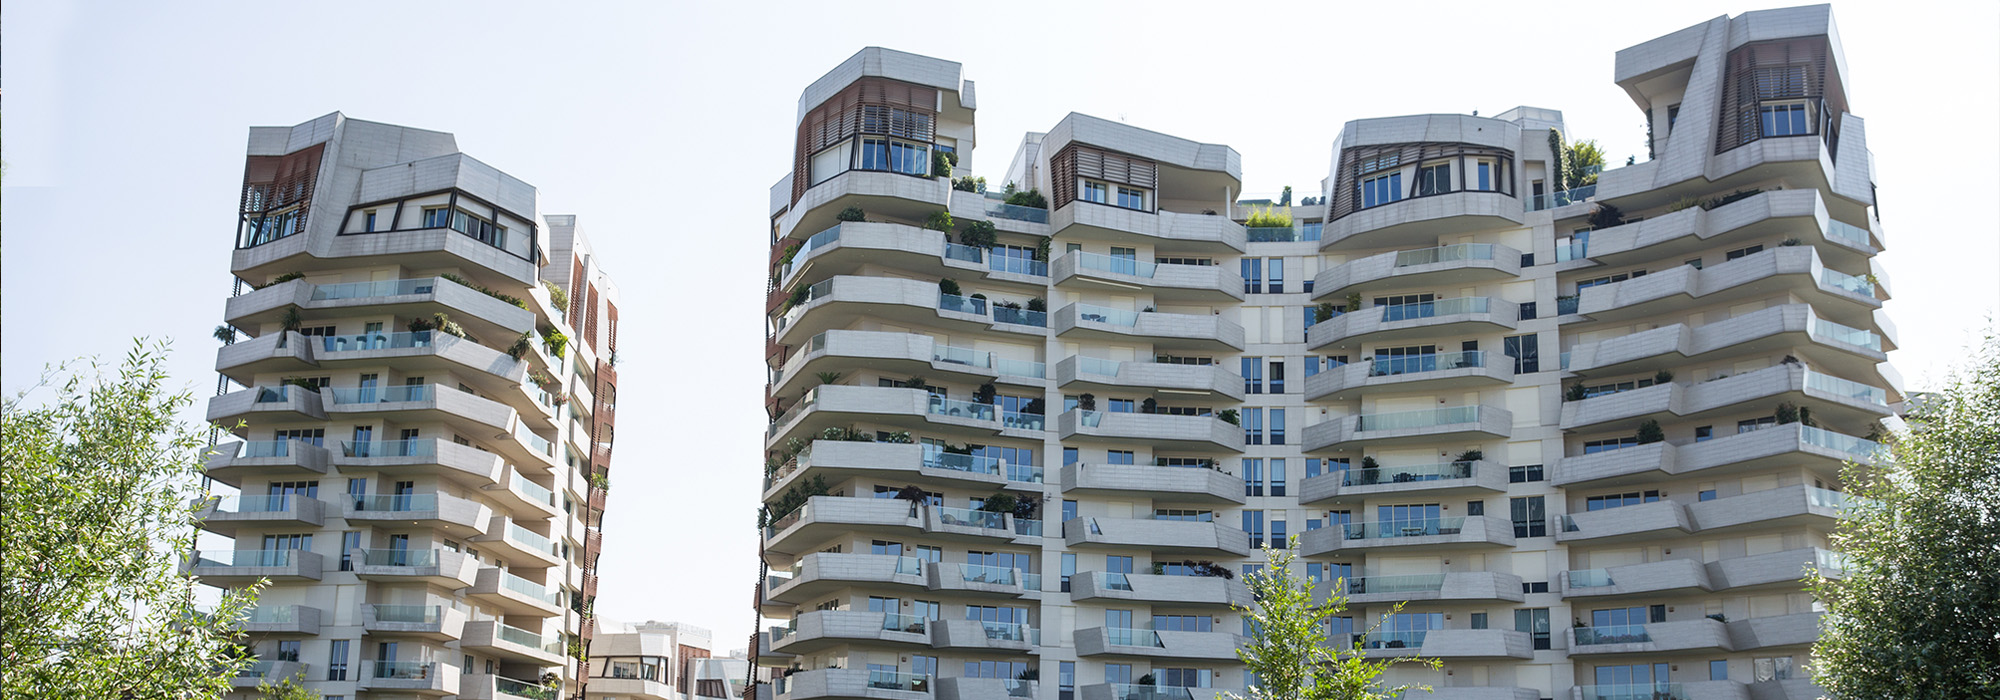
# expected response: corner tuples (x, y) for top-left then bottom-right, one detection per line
(4, 0), (1995, 651)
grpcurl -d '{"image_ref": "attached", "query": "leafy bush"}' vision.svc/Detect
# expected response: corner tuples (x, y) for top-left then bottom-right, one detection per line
(543, 280), (568, 311)
(255, 271), (306, 289)
(1004, 188), (1047, 209)
(1027, 297), (1046, 312)
(1244, 204), (1293, 228)
(931, 150), (954, 179)
(440, 273), (528, 309)
(1217, 408), (1240, 426)
(1636, 419), (1665, 444)
(1654, 369), (1674, 384)
(836, 206), (866, 222)
(1314, 303), (1336, 322)
(1587, 203), (1626, 229)
(1565, 383), (1588, 402)
(1665, 196), (1705, 212)
(938, 278), (962, 296)
(541, 327), (569, 359)
(960, 220), (997, 249)
(923, 210), (953, 232)
(952, 176), (986, 193)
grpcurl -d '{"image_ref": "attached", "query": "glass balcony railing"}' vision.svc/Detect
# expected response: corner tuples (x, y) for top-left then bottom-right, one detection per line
(1110, 684), (1202, 700)
(1006, 462), (1045, 484)
(962, 564), (1017, 585)
(1357, 630), (1429, 648)
(1013, 519), (1043, 537)
(1569, 569), (1616, 588)
(993, 306), (1048, 327)
(318, 331), (437, 353)
(1555, 241), (1590, 262)
(501, 572), (560, 604)
(1022, 573), (1043, 591)
(359, 548), (438, 568)
(798, 225), (842, 258)
(1002, 410), (1045, 431)
(1102, 572), (1135, 590)
(1076, 356), (1123, 376)
(1573, 624), (1651, 645)
(1105, 627), (1165, 647)
(933, 344), (990, 368)
(211, 494), (306, 513)
(246, 605), (299, 624)
(1366, 351), (1485, 377)
(925, 451), (1004, 476)
(496, 676), (560, 700)
(1820, 267), (1876, 297)
(1341, 518), (1467, 540)
(1394, 243), (1495, 267)
(340, 440), (435, 458)
(1076, 304), (1140, 326)
(928, 396), (997, 421)
(939, 292), (988, 315)
(1556, 295), (1580, 315)
(867, 670), (933, 692)
(1342, 573), (1445, 595)
(1378, 297), (1489, 322)
(512, 474), (556, 506)
(1337, 461), (1475, 486)
(1814, 548), (1849, 573)
(1247, 227), (1303, 242)
(995, 357), (1046, 378)
(496, 622), (547, 648)
(990, 254), (1049, 277)
(893, 556), (926, 576)
(882, 613), (931, 634)
(1075, 251), (1156, 278)
(983, 191), (1049, 224)
(372, 605), (441, 624)
(252, 386), (307, 403)
(944, 242), (985, 264)
(193, 549), (296, 568)
(978, 620), (1037, 643)
(1811, 317), (1882, 350)
(1527, 184), (1597, 212)
(1809, 487), (1861, 509)
(1825, 219), (1872, 247)
(933, 506), (1006, 530)
(1806, 370), (1888, 406)
(507, 523), (555, 555)
(237, 660), (282, 678)
(1076, 410), (1106, 428)
(368, 661), (435, 680)
(230, 440), (306, 458)
(1800, 426), (1884, 459)
(310, 278), (438, 301)
(1576, 684), (1687, 700)
(327, 385), (432, 404)
(1354, 405), (1482, 431)
(350, 494), (438, 512)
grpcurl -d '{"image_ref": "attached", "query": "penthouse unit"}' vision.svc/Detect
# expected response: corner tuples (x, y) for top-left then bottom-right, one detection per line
(586, 620), (751, 700)
(197, 113), (622, 700)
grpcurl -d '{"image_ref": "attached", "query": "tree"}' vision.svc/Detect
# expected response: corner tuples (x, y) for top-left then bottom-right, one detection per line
(2, 341), (263, 698)
(1809, 330), (2000, 699)
(1564, 138), (1606, 188)
(1228, 537), (1438, 700)
(257, 677), (323, 699)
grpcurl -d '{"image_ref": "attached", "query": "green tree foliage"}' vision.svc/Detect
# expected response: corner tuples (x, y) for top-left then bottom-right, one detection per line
(257, 677), (323, 699)
(1547, 128), (1570, 192)
(1228, 537), (1437, 700)
(1563, 139), (1606, 187)
(2, 341), (263, 698)
(1809, 330), (2000, 699)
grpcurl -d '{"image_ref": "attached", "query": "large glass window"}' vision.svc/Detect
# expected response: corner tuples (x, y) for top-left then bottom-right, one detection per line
(1360, 172), (1402, 208)
(1515, 608), (1551, 650)
(1116, 186), (1146, 210)
(889, 140), (930, 176)
(1417, 162), (1452, 196)
(1081, 181), (1108, 204)
(1510, 496), (1546, 537)
(859, 138), (890, 172)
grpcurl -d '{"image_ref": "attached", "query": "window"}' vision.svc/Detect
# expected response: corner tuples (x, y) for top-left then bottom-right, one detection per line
(1266, 259), (1284, 293)
(1244, 459), (1264, 497)
(1360, 172), (1402, 208)
(363, 211), (376, 232)
(1470, 612), (1489, 629)
(1269, 361), (1286, 394)
(1063, 500), (1077, 523)
(1241, 258), (1263, 294)
(1700, 489), (1718, 502)
(1754, 656), (1795, 682)
(1509, 465), (1544, 483)
(1244, 408), (1263, 445)
(1242, 357), (1264, 394)
(1695, 426), (1713, 442)
(1586, 490), (1661, 511)
(1474, 160), (1494, 191)
(422, 208), (450, 228)
(1504, 334), (1540, 373)
(1522, 581), (1548, 594)
(1583, 437), (1639, 454)
(339, 531), (360, 571)
(1739, 416), (1777, 433)
(327, 639), (349, 680)
(1710, 660), (1729, 681)
(1104, 664), (1133, 686)
(1576, 270), (1642, 290)
(1243, 510), (1265, 548)
(1511, 496), (1546, 537)
(1726, 244), (1765, 260)
(1108, 399), (1135, 413)
(1686, 258), (1705, 269)
(1515, 608), (1551, 650)
(1271, 517), (1286, 548)
(1107, 450), (1134, 465)
(1082, 181), (1108, 204)
(1154, 509), (1214, 522)
(1061, 552), (1076, 592)
(1467, 500), (1485, 516)
(889, 140), (930, 176)
(1153, 615), (1212, 632)
(1060, 662), (1076, 700)
(1064, 448), (1078, 466)
(1761, 103), (1809, 137)
(1116, 186), (1146, 210)
(1269, 409), (1285, 445)
(1158, 668), (1212, 688)
(1417, 162), (1452, 196)
(1270, 459), (1287, 497)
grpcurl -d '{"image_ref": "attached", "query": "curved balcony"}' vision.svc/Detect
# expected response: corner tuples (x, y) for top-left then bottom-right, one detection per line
(930, 618), (1038, 653)
(461, 673), (564, 700)
(1564, 304), (1894, 382)
(1313, 243), (1524, 298)
(195, 494), (327, 538)
(1555, 424), (1885, 488)
(323, 382), (515, 435)
(1053, 252), (1244, 303)
(1055, 356), (1245, 402)
(1054, 304), (1245, 353)
(471, 516), (563, 568)
(770, 667), (933, 700)
(763, 496), (922, 557)
(1060, 463), (1244, 505)
(921, 505), (1027, 544)
(937, 677), (1036, 700)
(1556, 501), (1692, 544)
(1728, 611), (1825, 651)
(767, 385), (1026, 449)
(1304, 352), (1513, 401)
(779, 222), (1049, 293)
(344, 492), (492, 537)
(1561, 558), (1710, 600)
(1709, 547), (1846, 592)
(773, 330), (1044, 399)
(1303, 405), (1512, 452)
(184, 549), (323, 583)
(770, 610), (933, 655)
(204, 440), (331, 487)
(352, 548), (479, 588)
(492, 466), (562, 520)
(238, 604), (324, 636)
(1686, 485), (1850, 534)
(779, 169), (959, 242)
(1059, 410), (1244, 453)
(766, 440), (1041, 502)
(461, 620), (565, 666)
(774, 276), (1048, 345)
(1065, 516), (1252, 558)
(362, 604), (466, 641)
(1590, 189), (1880, 266)
(765, 553), (929, 606)
(1570, 247), (1881, 328)
(1301, 516), (1516, 556)
(1070, 571), (1251, 609)
(359, 660), (460, 696)
(225, 276), (535, 343)
(1074, 626), (1245, 660)
(1080, 683), (1249, 700)
(1051, 202), (1247, 255)
(1567, 618), (1731, 656)
(214, 331), (317, 382)
(1307, 298), (1519, 352)
(1558, 365), (1894, 432)
(1393, 689), (1539, 700)
(1341, 628), (1533, 660)
(1317, 571), (1524, 606)
(1322, 191), (1523, 251)
(469, 567), (564, 617)
(231, 660), (309, 691)
(954, 189), (1054, 235)
(208, 385), (326, 426)
(1298, 460), (1506, 505)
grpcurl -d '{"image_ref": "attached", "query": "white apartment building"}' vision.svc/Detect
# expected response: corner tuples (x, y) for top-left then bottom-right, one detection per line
(586, 620), (750, 700)
(193, 113), (623, 700)
(757, 6), (1894, 700)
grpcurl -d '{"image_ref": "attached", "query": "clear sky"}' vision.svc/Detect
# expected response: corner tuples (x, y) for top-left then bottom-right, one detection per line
(4, 0), (1995, 652)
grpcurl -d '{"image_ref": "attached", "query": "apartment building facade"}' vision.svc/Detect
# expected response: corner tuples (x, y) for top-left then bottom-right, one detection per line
(586, 620), (750, 700)
(193, 113), (622, 700)
(755, 7), (1894, 700)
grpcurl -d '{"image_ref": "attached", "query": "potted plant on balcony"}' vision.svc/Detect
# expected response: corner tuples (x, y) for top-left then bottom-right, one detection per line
(1217, 408), (1239, 426)
(814, 371), (842, 387)
(932, 150), (955, 179)
(1077, 394), (1097, 412)
(1774, 402), (1802, 425)
(1345, 292), (1364, 313)
(1454, 449), (1483, 465)
(508, 331), (534, 360)
(961, 220), (997, 249)
(1027, 297), (1046, 313)
(938, 279), (962, 297)
(1587, 203), (1626, 229)
(1654, 369), (1674, 384)
(213, 325), (237, 344)
(1004, 187), (1047, 209)
(836, 206), (866, 222)
(1635, 419), (1665, 444)
(978, 493), (1018, 514)
(923, 210), (954, 233)
(1033, 238), (1051, 262)
(952, 175), (986, 193)
(1565, 383), (1588, 402)
(973, 382), (997, 405)
(1141, 397), (1158, 414)
(1314, 303), (1336, 323)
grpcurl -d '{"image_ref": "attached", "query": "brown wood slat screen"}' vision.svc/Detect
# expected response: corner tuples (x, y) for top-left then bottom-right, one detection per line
(1715, 37), (1834, 155)
(791, 78), (940, 205)
(239, 143), (324, 231)
(1328, 142), (1513, 220)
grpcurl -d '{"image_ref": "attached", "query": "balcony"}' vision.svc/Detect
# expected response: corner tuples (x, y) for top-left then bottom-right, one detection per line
(1728, 611), (1824, 651)
(351, 548), (479, 588)
(1060, 410), (1245, 453)
(330, 439), (507, 488)
(1322, 191), (1524, 251)
(1343, 628), (1532, 660)
(1304, 352), (1514, 401)
(1562, 558), (1710, 599)
(1300, 516), (1516, 556)
(194, 494), (327, 537)
(493, 466), (562, 520)
(324, 383), (515, 436)
(1317, 571), (1524, 606)
(361, 604), (467, 641)
(767, 385), (1020, 448)
(1567, 618), (1731, 656)
(207, 385), (326, 425)
(1065, 517), (1252, 558)
(780, 169), (960, 242)
(1053, 252), (1244, 303)
(307, 331), (539, 413)
(359, 660), (460, 696)
(213, 331), (317, 382)
(1557, 501), (1692, 544)
(930, 618), (1038, 653)
(1070, 571), (1251, 609)
(1298, 460), (1506, 504)
(204, 439), (331, 487)
(773, 330), (1044, 399)
(1060, 462), (1244, 505)
(766, 553), (928, 607)
(1581, 189), (1877, 270)
(1051, 202), (1247, 255)
(1569, 682), (1750, 700)
(1302, 405), (1512, 451)
(462, 620), (566, 666)
(1313, 243), (1524, 298)
(225, 276), (535, 344)
(1709, 548), (1846, 591)
(231, 660), (308, 690)
(343, 492), (492, 535)
(773, 276), (1048, 345)
(924, 562), (1033, 599)
(1557, 365), (1893, 432)
(1075, 626), (1245, 660)
(1563, 304), (1892, 381)
(470, 567), (564, 617)
(964, 188), (1053, 231)
(1571, 247), (1880, 327)
(778, 222), (1049, 293)
(1054, 304), (1246, 352)
(1307, 298), (1518, 351)
(1080, 684), (1247, 700)
(1395, 689), (1540, 700)
(471, 517), (563, 568)
(184, 549), (323, 583)
(763, 496), (922, 556)
(937, 677), (1036, 700)
(460, 673), (563, 700)
(238, 604), (323, 636)
(1055, 356), (1245, 402)
(770, 610), (932, 655)
(921, 505), (1024, 544)
(771, 667), (934, 700)
(1555, 424), (1885, 488)
(767, 441), (1042, 502)
(1685, 485), (1850, 534)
